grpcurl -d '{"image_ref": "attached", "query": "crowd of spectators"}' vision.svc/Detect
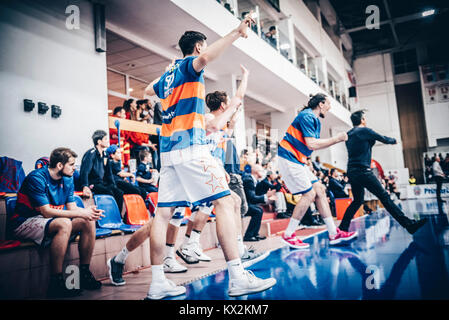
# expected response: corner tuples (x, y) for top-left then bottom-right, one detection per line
(424, 153), (449, 183)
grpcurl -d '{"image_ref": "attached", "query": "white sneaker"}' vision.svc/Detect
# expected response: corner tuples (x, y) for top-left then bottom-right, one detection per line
(163, 257), (188, 273)
(228, 270), (277, 297)
(145, 279), (186, 300)
(190, 242), (212, 262)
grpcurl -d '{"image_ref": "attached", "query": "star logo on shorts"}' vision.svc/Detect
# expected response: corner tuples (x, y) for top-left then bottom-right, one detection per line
(205, 173), (225, 193)
(201, 160), (217, 173)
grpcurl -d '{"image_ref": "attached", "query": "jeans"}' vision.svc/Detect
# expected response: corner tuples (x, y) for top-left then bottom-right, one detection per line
(228, 173), (248, 216)
(339, 168), (413, 232)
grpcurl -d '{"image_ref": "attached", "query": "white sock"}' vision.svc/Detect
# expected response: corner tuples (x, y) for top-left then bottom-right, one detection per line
(237, 235), (246, 257)
(227, 258), (245, 281)
(114, 246), (129, 264)
(182, 235), (190, 247)
(189, 230), (201, 244)
(165, 244), (175, 259)
(323, 217), (337, 236)
(284, 218), (300, 238)
(151, 265), (166, 283)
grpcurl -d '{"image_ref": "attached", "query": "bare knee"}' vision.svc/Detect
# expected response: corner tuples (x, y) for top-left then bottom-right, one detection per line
(53, 218), (72, 235)
(303, 189), (316, 202)
(313, 182), (326, 198)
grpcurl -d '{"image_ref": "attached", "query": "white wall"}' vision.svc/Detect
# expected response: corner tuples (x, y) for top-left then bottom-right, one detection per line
(353, 53), (405, 171)
(0, 0), (108, 173)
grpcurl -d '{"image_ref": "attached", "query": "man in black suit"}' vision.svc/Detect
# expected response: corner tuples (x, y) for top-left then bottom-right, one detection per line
(243, 164), (277, 241)
(328, 168), (348, 198)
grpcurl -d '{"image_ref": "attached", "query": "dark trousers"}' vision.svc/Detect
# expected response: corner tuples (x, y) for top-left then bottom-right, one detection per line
(92, 183), (124, 212)
(244, 204), (263, 239)
(139, 183), (158, 194)
(435, 176), (444, 201)
(115, 180), (147, 200)
(339, 168), (413, 232)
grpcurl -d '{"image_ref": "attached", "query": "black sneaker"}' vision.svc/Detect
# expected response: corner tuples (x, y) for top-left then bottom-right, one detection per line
(80, 269), (102, 290)
(107, 257), (126, 286)
(47, 277), (83, 299)
(406, 218), (428, 235)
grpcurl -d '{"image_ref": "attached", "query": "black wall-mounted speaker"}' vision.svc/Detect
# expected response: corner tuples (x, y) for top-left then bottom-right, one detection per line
(94, 3), (106, 52)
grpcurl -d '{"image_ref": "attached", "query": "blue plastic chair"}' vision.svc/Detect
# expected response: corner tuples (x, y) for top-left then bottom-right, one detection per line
(5, 196), (17, 217)
(93, 194), (140, 233)
(74, 195), (112, 238)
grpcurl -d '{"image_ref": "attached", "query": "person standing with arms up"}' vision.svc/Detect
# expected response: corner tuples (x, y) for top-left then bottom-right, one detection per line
(278, 93), (357, 249)
(339, 110), (428, 233)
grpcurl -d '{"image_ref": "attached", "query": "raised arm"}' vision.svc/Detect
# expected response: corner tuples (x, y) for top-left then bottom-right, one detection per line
(304, 132), (348, 151)
(192, 14), (255, 73)
(365, 128), (397, 145)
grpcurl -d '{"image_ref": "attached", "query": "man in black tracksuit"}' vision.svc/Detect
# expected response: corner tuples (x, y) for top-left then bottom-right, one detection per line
(339, 110), (427, 234)
(80, 130), (125, 212)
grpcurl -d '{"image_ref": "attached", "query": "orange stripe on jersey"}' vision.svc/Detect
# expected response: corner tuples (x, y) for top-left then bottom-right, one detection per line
(287, 125), (307, 145)
(161, 113), (205, 137)
(279, 139), (308, 164)
(161, 82), (205, 111)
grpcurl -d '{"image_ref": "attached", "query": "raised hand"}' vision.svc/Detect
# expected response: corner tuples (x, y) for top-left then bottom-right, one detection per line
(236, 11), (256, 38)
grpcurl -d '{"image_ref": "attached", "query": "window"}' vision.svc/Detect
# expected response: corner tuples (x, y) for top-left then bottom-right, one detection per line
(393, 49), (418, 75)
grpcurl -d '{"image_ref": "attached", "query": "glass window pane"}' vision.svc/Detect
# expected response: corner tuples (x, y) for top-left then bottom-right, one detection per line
(107, 70), (126, 94)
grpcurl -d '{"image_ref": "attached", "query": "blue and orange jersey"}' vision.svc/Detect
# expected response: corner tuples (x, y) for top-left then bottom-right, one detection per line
(152, 56), (207, 155)
(278, 108), (321, 165)
(8, 168), (75, 230)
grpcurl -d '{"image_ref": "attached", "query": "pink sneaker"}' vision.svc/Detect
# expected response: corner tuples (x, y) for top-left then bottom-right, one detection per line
(281, 233), (310, 249)
(329, 228), (358, 245)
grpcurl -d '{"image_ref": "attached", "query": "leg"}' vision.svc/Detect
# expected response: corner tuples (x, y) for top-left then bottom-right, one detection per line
(243, 205), (263, 240)
(47, 218), (73, 274)
(291, 189), (316, 222)
(436, 177), (443, 202)
(229, 173), (248, 216)
(313, 182), (333, 220)
(212, 195), (239, 262)
(364, 172), (413, 228)
(71, 218), (96, 265)
(339, 175), (365, 232)
(150, 207), (175, 265)
(126, 220), (153, 252)
(231, 190), (243, 236)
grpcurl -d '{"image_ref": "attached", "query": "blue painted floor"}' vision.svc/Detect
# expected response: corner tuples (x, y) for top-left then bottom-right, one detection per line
(180, 199), (449, 300)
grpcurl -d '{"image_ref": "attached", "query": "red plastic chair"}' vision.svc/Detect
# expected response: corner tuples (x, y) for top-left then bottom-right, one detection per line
(124, 194), (150, 225)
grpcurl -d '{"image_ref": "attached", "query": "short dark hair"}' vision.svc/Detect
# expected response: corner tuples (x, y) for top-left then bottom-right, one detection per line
(205, 91), (228, 112)
(49, 147), (77, 168)
(137, 99), (148, 108)
(113, 106), (124, 115)
(304, 93), (327, 110)
(330, 168), (336, 176)
(139, 149), (151, 162)
(178, 31), (207, 57)
(350, 110), (365, 127)
(92, 130), (107, 146)
(269, 26), (276, 32)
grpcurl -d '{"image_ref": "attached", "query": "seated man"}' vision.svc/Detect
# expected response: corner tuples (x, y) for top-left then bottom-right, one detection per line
(328, 168), (348, 198)
(243, 164), (277, 241)
(9, 148), (104, 298)
(136, 149), (158, 194)
(80, 130), (125, 212)
(256, 171), (288, 216)
(106, 144), (147, 201)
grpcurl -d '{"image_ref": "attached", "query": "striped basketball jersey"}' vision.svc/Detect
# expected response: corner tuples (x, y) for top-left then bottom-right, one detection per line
(278, 108), (321, 165)
(152, 56), (207, 165)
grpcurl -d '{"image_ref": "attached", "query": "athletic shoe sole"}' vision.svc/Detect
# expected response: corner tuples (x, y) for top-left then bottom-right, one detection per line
(329, 231), (358, 245)
(281, 237), (311, 250)
(242, 251), (270, 268)
(163, 265), (188, 273)
(228, 278), (277, 297)
(107, 258), (126, 286)
(145, 287), (186, 300)
(176, 249), (199, 264)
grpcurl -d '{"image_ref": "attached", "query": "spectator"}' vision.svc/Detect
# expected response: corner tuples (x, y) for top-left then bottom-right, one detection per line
(242, 164), (277, 241)
(137, 99), (152, 124)
(433, 156), (446, 203)
(106, 144), (147, 201)
(224, 2), (234, 15)
(328, 168), (348, 198)
(265, 26), (277, 48)
(80, 130), (126, 213)
(408, 174), (416, 186)
(313, 156), (324, 173)
(136, 149), (158, 194)
(152, 100), (163, 125)
(126, 100), (157, 159)
(256, 171), (288, 216)
(9, 148), (103, 298)
(444, 153), (449, 175)
(123, 98), (137, 119)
